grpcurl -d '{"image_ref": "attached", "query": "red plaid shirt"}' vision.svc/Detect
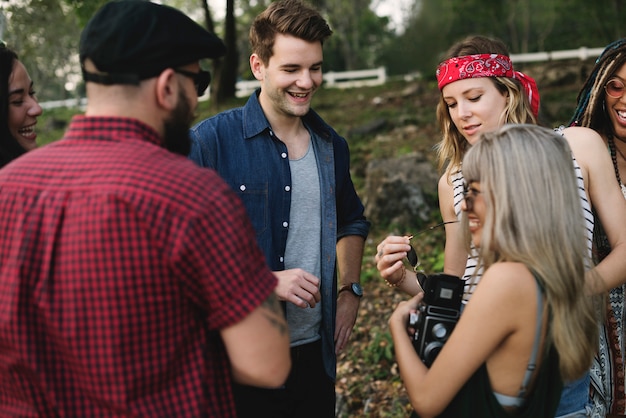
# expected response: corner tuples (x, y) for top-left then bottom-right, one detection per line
(0, 116), (277, 417)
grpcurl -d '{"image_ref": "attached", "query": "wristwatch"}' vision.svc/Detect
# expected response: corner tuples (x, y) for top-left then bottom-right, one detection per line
(338, 282), (363, 298)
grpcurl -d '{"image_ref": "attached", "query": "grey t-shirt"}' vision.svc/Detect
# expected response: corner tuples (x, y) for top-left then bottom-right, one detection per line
(285, 139), (323, 346)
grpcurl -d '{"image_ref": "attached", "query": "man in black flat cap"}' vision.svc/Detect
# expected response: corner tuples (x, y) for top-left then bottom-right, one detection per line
(0, 1), (290, 417)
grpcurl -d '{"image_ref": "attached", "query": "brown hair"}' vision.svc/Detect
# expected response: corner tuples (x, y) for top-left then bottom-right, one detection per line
(249, 0), (333, 65)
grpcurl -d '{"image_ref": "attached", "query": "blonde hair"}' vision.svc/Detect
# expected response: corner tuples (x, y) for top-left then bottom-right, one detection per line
(461, 124), (601, 381)
(434, 36), (537, 177)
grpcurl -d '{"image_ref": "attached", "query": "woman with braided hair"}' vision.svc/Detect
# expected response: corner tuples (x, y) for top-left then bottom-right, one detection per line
(570, 38), (626, 417)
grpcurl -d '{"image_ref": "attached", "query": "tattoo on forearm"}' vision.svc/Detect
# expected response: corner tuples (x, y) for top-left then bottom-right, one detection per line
(262, 294), (288, 336)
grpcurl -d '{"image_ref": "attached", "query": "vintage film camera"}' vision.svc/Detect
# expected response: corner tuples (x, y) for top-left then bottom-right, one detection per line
(408, 273), (464, 367)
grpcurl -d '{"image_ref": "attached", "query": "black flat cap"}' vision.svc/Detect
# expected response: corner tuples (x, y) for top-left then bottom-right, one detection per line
(79, 0), (226, 85)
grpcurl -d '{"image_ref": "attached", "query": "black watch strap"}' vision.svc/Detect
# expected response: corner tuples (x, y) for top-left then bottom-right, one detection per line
(338, 282), (363, 297)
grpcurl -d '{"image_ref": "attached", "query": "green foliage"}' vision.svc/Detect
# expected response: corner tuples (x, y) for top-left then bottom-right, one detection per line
(3, 0), (82, 101)
(6, 0), (626, 105)
(361, 327), (395, 372)
(36, 106), (81, 146)
(322, 0), (395, 71)
(382, 0), (453, 76)
(395, 0), (626, 77)
(62, 0), (108, 26)
(359, 261), (381, 286)
(430, 249), (446, 272)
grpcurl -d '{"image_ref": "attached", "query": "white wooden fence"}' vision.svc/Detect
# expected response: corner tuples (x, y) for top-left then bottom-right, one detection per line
(40, 67), (388, 108)
(39, 47), (609, 109)
(40, 97), (88, 110)
(235, 66), (387, 97)
(510, 46), (605, 63)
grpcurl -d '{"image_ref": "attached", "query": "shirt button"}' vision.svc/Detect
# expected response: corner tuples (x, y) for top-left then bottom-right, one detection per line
(281, 152), (287, 159)
(285, 186), (290, 192)
(279, 256), (284, 262)
(239, 184), (246, 192)
(283, 221), (288, 228)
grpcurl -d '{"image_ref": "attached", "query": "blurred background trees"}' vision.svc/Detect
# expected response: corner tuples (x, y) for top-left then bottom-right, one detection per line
(1, 0), (624, 105)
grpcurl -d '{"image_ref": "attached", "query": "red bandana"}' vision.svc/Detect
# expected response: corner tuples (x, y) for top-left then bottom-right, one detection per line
(436, 53), (540, 118)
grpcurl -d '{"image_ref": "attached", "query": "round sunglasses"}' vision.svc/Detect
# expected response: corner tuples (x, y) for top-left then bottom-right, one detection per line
(605, 78), (626, 99)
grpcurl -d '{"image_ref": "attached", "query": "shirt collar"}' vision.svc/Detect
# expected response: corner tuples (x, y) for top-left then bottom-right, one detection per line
(241, 89), (333, 142)
(66, 115), (163, 147)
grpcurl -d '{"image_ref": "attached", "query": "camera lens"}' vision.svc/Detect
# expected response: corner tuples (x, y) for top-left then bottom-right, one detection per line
(431, 323), (449, 340)
(423, 341), (443, 366)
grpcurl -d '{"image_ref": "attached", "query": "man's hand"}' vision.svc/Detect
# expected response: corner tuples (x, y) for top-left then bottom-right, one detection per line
(334, 290), (360, 354)
(274, 268), (321, 308)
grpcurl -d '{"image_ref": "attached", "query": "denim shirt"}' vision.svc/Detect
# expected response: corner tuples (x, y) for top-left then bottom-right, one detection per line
(189, 91), (370, 380)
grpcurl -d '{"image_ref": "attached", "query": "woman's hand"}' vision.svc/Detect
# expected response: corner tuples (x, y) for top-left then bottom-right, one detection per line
(389, 293), (424, 336)
(375, 235), (412, 284)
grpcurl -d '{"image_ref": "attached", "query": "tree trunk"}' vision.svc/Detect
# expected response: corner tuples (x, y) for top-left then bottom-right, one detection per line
(214, 0), (238, 106)
(200, 0), (221, 105)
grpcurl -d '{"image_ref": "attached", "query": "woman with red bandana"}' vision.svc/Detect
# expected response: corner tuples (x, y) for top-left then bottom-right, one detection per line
(376, 35), (626, 417)
(0, 42), (42, 168)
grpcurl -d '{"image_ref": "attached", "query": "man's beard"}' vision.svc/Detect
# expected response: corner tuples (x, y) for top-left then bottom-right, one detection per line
(163, 88), (194, 156)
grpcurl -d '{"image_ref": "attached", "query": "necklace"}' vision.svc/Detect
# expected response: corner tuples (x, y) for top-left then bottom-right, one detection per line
(614, 137), (626, 161)
(608, 135), (626, 199)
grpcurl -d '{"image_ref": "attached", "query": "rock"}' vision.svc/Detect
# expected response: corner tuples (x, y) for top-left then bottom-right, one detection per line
(348, 118), (387, 136)
(363, 152), (439, 229)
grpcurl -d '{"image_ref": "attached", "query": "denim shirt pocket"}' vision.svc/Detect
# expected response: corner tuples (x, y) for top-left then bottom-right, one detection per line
(235, 182), (268, 236)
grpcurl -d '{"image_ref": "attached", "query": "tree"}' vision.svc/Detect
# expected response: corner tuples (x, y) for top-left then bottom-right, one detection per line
(63, 0), (107, 26)
(322, 0), (393, 71)
(211, 0), (238, 106)
(2, 0), (86, 101)
(387, 0), (455, 77)
(5, 0), (625, 106)
(391, 0), (626, 80)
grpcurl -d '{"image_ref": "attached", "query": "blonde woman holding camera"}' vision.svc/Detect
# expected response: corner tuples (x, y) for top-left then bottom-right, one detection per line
(389, 125), (602, 418)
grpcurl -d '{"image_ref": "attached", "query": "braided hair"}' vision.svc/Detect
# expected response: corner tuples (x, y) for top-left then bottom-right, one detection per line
(570, 40), (626, 265)
(569, 39), (626, 138)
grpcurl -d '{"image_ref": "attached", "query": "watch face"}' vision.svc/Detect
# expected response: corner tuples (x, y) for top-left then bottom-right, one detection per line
(351, 282), (363, 297)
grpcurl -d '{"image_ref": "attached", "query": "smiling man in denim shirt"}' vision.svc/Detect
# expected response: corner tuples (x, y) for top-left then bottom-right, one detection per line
(188, 0), (369, 416)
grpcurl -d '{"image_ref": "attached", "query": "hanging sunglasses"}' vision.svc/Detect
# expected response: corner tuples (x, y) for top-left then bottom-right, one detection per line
(407, 220), (460, 271)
